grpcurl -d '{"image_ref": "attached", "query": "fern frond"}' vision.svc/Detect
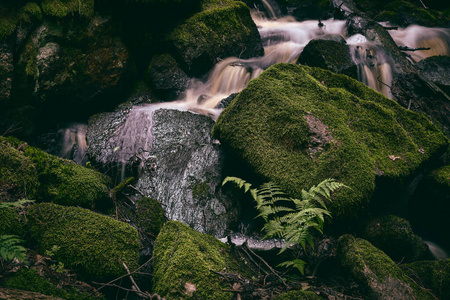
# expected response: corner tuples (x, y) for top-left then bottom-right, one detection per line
(0, 235), (27, 262)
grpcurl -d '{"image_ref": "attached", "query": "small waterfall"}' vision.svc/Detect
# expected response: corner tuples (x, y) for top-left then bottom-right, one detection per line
(389, 25), (450, 62)
(261, 0), (282, 19)
(347, 34), (394, 99)
(425, 241), (449, 260)
(60, 124), (88, 165)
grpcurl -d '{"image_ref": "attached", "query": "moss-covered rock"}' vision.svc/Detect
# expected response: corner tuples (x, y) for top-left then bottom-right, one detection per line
(40, 0), (94, 18)
(298, 39), (357, 79)
(14, 15), (132, 119)
(362, 215), (426, 262)
(153, 220), (247, 299)
(0, 2), (42, 41)
(274, 290), (322, 300)
(4, 268), (98, 300)
(23, 145), (111, 208)
(27, 202), (140, 281)
(136, 197), (166, 236)
(167, 0), (263, 76)
(0, 207), (25, 236)
(0, 137), (40, 201)
(212, 63), (448, 222)
(337, 234), (432, 299)
(405, 259), (450, 300)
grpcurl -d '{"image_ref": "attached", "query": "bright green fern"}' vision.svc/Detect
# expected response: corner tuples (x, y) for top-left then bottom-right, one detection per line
(0, 235), (27, 262)
(223, 177), (347, 274)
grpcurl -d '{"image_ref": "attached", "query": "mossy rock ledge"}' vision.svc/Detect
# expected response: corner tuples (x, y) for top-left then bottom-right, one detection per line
(337, 234), (432, 299)
(153, 220), (247, 299)
(405, 259), (450, 300)
(28, 202), (140, 281)
(167, 0), (263, 76)
(0, 136), (111, 208)
(212, 63), (448, 222)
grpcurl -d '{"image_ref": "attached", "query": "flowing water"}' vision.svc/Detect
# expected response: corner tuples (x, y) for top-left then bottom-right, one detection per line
(61, 5), (450, 167)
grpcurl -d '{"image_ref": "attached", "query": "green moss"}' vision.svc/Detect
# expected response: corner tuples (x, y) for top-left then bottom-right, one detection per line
(136, 197), (166, 235)
(19, 2), (43, 23)
(406, 259), (450, 300)
(0, 137), (40, 201)
(22, 145), (111, 209)
(167, 0), (262, 74)
(5, 268), (99, 300)
(431, 165), (450, 188)
(362, 215), (426, 262)
(27, 202), (139, 281)
(153, 220), (246, 299)
(274, 290), (321, 300)
(337, 234), (432, 299)
(41, 0), (94, 18)
(0, 207), (25, 236)
(0, 5), (18, 41)
(212, 64), (448, 222)
(374, 10), (396, 22)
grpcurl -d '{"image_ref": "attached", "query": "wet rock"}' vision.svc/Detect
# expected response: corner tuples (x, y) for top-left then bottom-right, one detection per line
(15, 15), (132, 118)
(291, 0), (333, 21)
(87, 107), (239, 236)
(212, 63), (448, 224)
(337, 234), (433, 299)
(215, 93), (238, 109)
(146, 53), (190, 100)
(362, 215), (427, 262)
(167, 0), (263, 76)
(416, 55), (450, 96)
(298, 39), (357, 78)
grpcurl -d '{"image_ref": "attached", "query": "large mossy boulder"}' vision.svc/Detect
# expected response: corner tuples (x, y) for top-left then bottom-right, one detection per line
(167, 0), (263, 76)
(27, 203), (140, 281)
(337, 234), (432, 299)
(153, 220), (247, 299)
(362, 215), (427, 262)
(212, 63), (448, 222)
(405, 259), (450, 300)
(0, 207), (25, 236)
(298, 39), (357, 79)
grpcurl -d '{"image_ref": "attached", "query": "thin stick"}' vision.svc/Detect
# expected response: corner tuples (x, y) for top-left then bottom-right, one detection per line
(122, 261), (142, 294)
(244, 242), (287, 287)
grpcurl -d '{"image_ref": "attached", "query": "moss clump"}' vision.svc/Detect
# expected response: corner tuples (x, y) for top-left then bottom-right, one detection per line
(27, 202), (139, 281)
(0, 137), (40, 201)
(167, 0), (263, 75)
(431, 165), (450, 188)
(21, 144), (111, 209)
(136, 197), (166, 235)
(362, 215), (426, 262)
(0, 207), (24, 236)
(405, 259), (450, 300)
(40, 0), (94, 18)
(153, 221), (246, 299)
(212, 64), (448, 222)
(337, 234), (432, 299)
(4, 268), (98, 300)
(0, 3), (42, 41)
(274, 290), (321, 300)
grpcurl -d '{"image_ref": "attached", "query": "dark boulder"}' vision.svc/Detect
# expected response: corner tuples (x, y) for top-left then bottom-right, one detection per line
(298, 39), (357, 78)
(362, 215), (427, 262)
(167, 0), (263, 76)
(416, 55), (450, 96)
(146, 53), (191, 100)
